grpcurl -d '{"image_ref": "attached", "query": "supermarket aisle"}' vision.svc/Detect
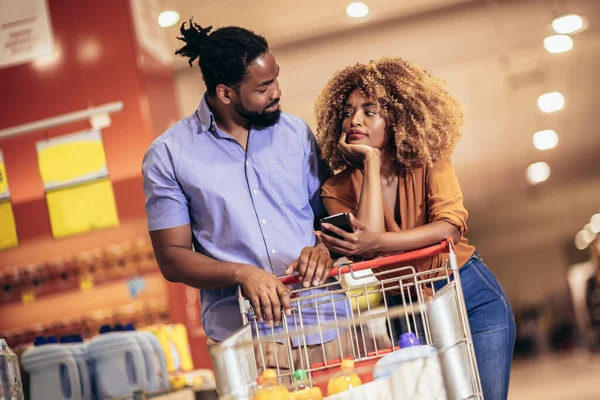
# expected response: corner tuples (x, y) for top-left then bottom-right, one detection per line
(508, 351), (600, 399)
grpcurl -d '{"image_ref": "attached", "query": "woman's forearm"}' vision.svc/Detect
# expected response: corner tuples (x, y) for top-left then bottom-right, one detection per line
(356, 152), (386, 232)
(372, 221), (461, 254)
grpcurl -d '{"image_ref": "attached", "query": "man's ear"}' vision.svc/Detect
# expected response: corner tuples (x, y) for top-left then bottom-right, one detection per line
(216, 84), (236, 105)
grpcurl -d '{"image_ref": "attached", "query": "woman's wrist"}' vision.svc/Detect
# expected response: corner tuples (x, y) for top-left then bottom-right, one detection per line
(371, 231), (385, 253)
(362, 150), (381, 170)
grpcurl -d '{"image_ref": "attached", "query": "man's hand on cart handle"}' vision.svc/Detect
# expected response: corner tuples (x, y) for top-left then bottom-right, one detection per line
(236, 265), (292, 326)
(284, 243), (334, 288)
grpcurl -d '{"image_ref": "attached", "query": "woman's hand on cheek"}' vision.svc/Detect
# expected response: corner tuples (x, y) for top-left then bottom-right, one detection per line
(338, 132), (381, 164)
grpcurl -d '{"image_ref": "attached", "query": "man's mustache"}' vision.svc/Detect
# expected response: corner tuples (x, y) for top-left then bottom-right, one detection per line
(264, 98), (280, 111)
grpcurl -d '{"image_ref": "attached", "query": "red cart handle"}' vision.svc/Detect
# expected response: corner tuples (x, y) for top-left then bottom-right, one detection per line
(279, 238), (452, 286)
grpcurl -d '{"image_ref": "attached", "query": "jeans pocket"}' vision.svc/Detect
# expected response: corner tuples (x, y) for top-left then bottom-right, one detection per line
(464, 261), (509, 335)
(472, 263), (504, 299)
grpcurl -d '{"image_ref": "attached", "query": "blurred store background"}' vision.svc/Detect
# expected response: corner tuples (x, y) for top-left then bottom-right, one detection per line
(1, 0), (599, 398)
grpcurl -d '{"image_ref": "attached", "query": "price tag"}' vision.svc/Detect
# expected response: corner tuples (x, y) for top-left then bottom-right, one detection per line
(127, 277), (146, 298)
(80, 274), (94, 291)
(21, 290), (35, 303)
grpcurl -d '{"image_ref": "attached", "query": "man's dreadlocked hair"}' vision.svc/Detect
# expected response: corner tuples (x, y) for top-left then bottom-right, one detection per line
(175, 19), (269, 96)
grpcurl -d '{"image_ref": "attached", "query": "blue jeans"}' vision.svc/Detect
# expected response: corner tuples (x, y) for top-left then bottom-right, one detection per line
(434, 252), (516, 400)
(388, 252), (515, 400)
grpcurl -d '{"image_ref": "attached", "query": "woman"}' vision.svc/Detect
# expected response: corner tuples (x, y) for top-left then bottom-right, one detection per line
(314, 58), (515, 400)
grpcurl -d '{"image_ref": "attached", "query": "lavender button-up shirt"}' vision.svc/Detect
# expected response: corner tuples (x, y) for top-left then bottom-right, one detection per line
(142, 95), (348, 343)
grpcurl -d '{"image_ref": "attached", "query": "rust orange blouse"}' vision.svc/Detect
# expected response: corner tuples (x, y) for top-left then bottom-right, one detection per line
(320, 155), (475, 280)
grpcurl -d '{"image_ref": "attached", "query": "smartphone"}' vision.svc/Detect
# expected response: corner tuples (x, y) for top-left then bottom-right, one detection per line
(319, 212), (353, 240)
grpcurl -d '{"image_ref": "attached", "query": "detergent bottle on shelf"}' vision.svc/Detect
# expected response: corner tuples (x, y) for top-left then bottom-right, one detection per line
(253, 369), (290, 400)
(326, 359), (362, 396)
(290, 369), (322, 400)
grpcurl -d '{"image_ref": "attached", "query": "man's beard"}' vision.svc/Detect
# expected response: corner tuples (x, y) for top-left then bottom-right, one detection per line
(234, 99), (281, 129)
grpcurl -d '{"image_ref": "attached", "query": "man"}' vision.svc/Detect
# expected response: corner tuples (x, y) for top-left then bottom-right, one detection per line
(141, 20), (349, 386)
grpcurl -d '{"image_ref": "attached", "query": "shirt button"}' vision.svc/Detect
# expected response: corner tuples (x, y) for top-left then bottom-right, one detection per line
(253, 190), (258, 195)
(246, 161), (249, 166)
(270, 249), (276, 254)
(261, 219), (267, 224)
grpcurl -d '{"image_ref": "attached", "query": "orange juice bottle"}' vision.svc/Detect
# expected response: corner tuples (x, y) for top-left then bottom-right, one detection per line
(254, 369), (290, 400)
(327, 359), (362, 396)
(290, 369), (322, 400)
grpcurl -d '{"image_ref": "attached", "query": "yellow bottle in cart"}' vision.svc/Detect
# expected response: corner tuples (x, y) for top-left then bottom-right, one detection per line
(254, 369), (290, 400)
(327, 359), (362, 396)
(290, 369), (323, 400)
(340, 269), (383, 311)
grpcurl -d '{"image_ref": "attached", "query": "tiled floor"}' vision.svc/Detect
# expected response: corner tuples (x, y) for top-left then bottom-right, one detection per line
(508, 351), (600, 399)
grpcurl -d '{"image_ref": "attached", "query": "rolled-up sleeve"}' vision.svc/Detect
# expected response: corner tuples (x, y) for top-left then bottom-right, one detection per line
(142, 143), (190, 231)
(426, 155), (468, 236)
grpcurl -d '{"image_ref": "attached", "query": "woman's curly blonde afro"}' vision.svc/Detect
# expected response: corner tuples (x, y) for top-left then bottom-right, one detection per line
(314, 57), (465, 170)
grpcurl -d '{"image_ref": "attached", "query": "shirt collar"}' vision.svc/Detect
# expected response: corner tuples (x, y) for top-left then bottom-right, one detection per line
(195, 94), (224, 138)
(195, 93), (276, 139)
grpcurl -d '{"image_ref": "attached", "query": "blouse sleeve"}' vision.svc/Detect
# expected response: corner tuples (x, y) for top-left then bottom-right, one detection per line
(426, 155), (469, 236)
(320, 177), (359, 216)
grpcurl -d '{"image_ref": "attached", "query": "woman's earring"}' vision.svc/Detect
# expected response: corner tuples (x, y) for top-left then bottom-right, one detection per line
(341, 153), (360, 168)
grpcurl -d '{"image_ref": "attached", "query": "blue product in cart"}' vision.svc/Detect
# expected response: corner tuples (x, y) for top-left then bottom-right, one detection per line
(372, 333), (437, 380)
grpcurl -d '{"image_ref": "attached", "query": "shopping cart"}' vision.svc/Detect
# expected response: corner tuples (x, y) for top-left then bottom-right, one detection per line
(210, 239), (483, 399)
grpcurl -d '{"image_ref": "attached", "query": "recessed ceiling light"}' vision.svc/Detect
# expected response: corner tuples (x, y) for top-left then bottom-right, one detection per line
(543, 35), (573, 54)
(590, 214), (600, 233)
(575, 230), (592, 250)
(346, 2), (369, 18)
(526, 161), (550, 185)
(552, 14), (586, 35)
(158, 10), (180, 28)
(33, 47), (62, 70)
(532, 129), (558, 150)
(537, 92), (564, 113)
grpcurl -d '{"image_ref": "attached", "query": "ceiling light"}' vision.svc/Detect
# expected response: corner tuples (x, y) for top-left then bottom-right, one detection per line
(526, 162), (550, 185)
(346, 2), (369, 18)
(543, 35), (573, 54)
(158, 11), (180, 28)
(537, 92), (564, 113)
(584, 223), (596, 236)
(33, 47), (62, 70)
(577, 228), (596, 245)
(552, 14), (585, 34)
(532, 129), (558, 150)
(590, 214), (600, 233)
(575, 230), (592, 250)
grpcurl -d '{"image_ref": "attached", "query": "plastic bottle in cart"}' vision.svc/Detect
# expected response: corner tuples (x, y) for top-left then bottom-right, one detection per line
(340, 269), (383, 311)
(290, 369), (322, 400)
(372, 332), (437, 380)
(326, 359), (362, 396)
(0, 338), (25, 400)
(253, 369), (290, 400)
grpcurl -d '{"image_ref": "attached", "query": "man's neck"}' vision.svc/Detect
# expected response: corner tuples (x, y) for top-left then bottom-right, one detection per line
(206, 96), (250, 150)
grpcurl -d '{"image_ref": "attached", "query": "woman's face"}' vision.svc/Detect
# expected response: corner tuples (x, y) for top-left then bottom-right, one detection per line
(341, 88), (389, 150)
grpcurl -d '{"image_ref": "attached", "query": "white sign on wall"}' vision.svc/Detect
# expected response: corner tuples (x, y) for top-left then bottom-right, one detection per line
(0, 0), (55, 69)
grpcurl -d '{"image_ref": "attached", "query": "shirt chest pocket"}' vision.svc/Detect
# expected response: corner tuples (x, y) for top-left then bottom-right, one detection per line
(268, 155), (306, 206)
